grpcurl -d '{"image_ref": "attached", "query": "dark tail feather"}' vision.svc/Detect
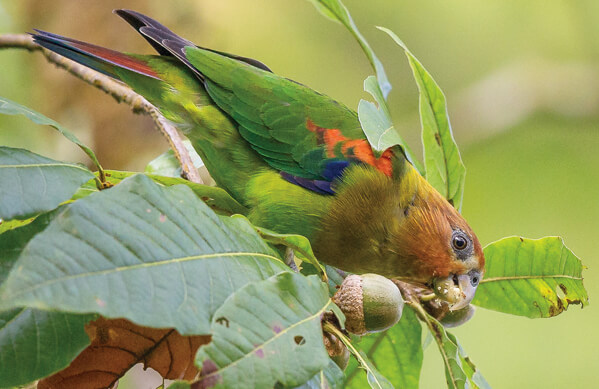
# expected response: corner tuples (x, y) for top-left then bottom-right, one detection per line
(113, 9), (203, 79)
(114, 9), (273, 73)
(32, 30), (161, 80)
(113, 9), (186, 57)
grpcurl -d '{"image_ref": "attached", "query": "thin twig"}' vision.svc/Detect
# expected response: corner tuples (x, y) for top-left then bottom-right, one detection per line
(0, 33), (203, 184)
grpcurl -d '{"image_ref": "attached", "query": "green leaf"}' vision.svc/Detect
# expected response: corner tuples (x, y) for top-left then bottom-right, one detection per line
(72, 170), (248, 215)
(345, 308), (422, 389)
(324, 265), (346, 297)
(0, 174), (288, 335)
(291, 359), (345, 389)
(377, 27), (466, 210)
(0, 147), (94, 220)
(0, 217), (34, 235)
(0, 214), (73, 385)
(433, 323), (468, 389)
(254, 224), (327, 281)
(0, 96), (104, 179)
(472, 236), (589, 318)
(357, 350), (394, 389)
(195, 273), (332, 388)
(0, 308), (94, 387)
(306, 0), (391, 98)
(358, 78), (396, 152)
(358, 76), (421, 171)
(0, 209), (58, 285)
(322, 323), (393, 389)
(449, 333), (491, 389)
(410, 303), (486, 389)
(108, 170), (248, 215)
(145, 140), (204, 177)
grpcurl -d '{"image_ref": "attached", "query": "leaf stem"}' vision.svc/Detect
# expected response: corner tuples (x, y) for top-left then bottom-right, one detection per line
(322, 322), (364, 368)
(322, 322), (385, 389)
(344, 329), (388, 384)
(405, 298), (458, 389)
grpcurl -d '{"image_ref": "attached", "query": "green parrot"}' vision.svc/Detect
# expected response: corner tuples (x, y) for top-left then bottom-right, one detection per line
(32, 10), (484, 309)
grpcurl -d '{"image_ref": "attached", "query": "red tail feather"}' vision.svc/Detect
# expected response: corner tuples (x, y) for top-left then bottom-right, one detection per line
(67, 40), (159, 79)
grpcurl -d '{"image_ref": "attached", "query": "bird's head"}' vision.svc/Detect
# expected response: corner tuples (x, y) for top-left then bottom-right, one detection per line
(391, 172), (485, 311)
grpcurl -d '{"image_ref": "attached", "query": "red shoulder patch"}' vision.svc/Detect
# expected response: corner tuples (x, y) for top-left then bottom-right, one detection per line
(307, 119), (393, 177)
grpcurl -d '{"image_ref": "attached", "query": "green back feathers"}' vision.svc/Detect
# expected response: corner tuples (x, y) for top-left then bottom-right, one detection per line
(184, 46), (366, 181)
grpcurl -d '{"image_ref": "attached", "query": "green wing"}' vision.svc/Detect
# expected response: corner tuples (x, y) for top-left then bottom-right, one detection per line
(116, 9), (394, 194)
(186, 47), (366, 179)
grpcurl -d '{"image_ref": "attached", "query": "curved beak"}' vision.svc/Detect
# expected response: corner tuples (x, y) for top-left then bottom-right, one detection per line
(432, 273), (478, 311)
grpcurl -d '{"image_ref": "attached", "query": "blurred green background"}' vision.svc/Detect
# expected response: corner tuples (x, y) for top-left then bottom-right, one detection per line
(1, 0), (597, 388)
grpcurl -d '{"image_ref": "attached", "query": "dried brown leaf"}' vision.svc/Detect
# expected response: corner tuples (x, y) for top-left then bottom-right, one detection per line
(38, 317), (210, 389)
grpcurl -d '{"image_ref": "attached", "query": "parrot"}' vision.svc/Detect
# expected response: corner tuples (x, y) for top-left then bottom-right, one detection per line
(31, 10), (484, 310)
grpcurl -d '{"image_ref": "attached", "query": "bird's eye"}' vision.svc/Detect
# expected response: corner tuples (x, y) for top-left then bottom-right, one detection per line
(451, 230), (473, 260)
(452, 234), (468, 251)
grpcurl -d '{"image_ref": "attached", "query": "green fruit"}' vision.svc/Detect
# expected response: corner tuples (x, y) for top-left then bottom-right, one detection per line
(333, 274), (404, 335)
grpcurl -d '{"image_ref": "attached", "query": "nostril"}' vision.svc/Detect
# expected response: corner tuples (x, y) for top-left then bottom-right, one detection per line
(468, 270), (481, 287)
(452, 274), (459, 286)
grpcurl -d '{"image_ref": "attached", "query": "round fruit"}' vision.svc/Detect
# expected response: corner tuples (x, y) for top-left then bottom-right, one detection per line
(333, 274), (404, 335)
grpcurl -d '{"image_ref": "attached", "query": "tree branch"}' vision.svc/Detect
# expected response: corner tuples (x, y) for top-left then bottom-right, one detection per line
(0, 33), (203, 184)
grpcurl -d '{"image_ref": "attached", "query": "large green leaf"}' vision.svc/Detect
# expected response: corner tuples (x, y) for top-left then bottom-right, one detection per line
(356, 350), (394, 389)
(358, 77), (420, 170)
(97, 170), (248, 215)
(254, 224), (327, 280)
(472, 236), (588, 318)
(345, 308), (422, 389)
(377, 27), (466, 210)
(134, 172), (248, 215)
(0, 308), (94, 388)
(72, 170), (248, 215)
(358, 76), (398, 153)
(194, 273), (333, 388)
(0, 174), (288, 335)
(291, 359), (345, 389)
(407, 301), (488, 389)
(306, 0), (391, 98)
(0, 209), (59, 285)
(0, 209), (89, 388)
(0, 96), (104, 178)
(0, 147), (94, 220)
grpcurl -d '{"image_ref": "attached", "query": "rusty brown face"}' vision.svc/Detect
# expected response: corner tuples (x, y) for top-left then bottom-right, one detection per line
(392, 175), (485, 310)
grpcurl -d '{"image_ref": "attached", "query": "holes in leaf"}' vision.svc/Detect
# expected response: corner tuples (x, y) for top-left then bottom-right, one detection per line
(294, 336), (305, 346)
(216, 317), (229, 328)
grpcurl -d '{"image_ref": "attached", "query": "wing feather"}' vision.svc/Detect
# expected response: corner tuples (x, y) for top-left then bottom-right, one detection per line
(114, 9), (395, 194)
